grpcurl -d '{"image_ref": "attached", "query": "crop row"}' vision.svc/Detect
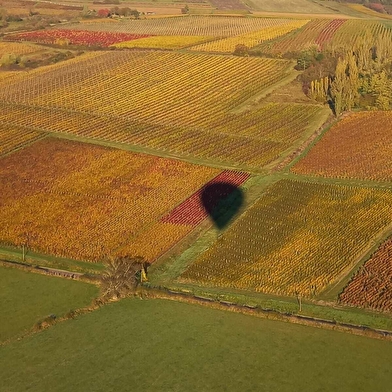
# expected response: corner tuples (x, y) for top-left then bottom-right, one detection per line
(255, 19), (342, 55)
(0, 41), (41, 57)
(339, 236), (392, 312)
(57, 16), (297, 37)
(314, 19), (346, 48)
(190, 20), (309, 52)
(292, 111), (392, 182)
(0, 51), (292, 123)
(162, 170), (250, 225)
(117, 222), (194, 262)
(5, 29), (151, 47)
(0, 125), (44, 156)
(329, 20), (392, 48)
(0, 100), (324, 169)
(0, 138), (221, 262)
(113, 35), (215, 49)
(179, 180), (392, 297)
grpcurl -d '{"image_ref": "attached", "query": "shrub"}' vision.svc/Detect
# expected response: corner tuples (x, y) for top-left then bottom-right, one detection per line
(233, 43), (249, 57)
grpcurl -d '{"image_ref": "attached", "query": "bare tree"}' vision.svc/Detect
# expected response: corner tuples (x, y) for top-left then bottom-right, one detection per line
(100, 255), (147, 302)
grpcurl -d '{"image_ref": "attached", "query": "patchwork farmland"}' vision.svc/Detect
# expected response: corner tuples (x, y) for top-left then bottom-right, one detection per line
(0, 49), (327, 169)
(1, 4), (392, 390)
(0, 137), (251, 262)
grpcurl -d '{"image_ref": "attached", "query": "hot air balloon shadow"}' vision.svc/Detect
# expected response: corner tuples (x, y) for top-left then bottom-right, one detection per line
(200, 182), (244, 230)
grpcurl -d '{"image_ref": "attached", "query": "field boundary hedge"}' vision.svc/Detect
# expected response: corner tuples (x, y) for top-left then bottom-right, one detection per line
(146, 286), (392, 340)
(0, 259), (100, 284)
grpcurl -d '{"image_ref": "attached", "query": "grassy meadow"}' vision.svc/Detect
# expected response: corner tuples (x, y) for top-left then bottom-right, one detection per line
(0, 265), (98, 342)
(1, 298), (392, 391)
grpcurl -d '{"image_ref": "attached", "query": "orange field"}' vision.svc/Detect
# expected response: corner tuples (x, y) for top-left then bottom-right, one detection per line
(340, 235), (392, 313)
(292, 111), (392, 182)
(0, 137), (222, 262)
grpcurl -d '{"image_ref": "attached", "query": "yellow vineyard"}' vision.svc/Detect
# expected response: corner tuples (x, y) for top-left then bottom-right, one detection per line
(190, 20), (309, 52)
(180, 180), (392, 297)
(113, 35), (215, 49)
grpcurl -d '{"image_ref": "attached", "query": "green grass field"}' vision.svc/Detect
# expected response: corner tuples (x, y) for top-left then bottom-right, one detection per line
(0, 298), (391, 392)
(0, 266), (98, 342)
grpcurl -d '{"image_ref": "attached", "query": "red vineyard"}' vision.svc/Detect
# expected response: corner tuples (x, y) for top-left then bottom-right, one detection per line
(161, 170), (250, 226)
(339, 237), (392, 313)
(315, 19), (346, 48)
(5, 30), (152, 47)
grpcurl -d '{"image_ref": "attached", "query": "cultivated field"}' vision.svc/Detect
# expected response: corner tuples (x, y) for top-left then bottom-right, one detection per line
(292, 111), (392, 182)
(113, 35), (214, 49)
(56, 16), (299, 36)
(0, 51), (292, 122)
(6, 30), (152, 47)
(0, 125), (44, 156)
(0, 265), (98, 342)
(249, 0), (335, 14)
(340, 236), (392, 313)
(254, 19), (392, 56)
(0, 41), (40, 57)
(189, 19), (309, 52)
(0, 49), (326, 169)
(180, 180), (392, 297)
(0, 137), (251, 263)
(1, 3), (392, 391)
(0, 0), (392, 346)
(1, 298), (392, 392)
(255, 19), (346, 55)
(0, 100), (326, 169)
(330, 19), (392, 46)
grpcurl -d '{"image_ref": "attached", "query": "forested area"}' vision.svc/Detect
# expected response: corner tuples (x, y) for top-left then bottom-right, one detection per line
(298, 28), (392, 115)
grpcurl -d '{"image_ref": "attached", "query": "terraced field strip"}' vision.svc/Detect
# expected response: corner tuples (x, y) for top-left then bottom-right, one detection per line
(255, 19), (346, 55)
(5, 30), (152, 47)
(113, 35), (216, 49)
(0, 100), (325, 170)
(189, 19), (309, 52)
(56, 16), (297, 36)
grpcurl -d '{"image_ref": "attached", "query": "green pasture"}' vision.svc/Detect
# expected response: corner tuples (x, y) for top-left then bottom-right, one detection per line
(0, 265), (98, 342)
(1, 298), (392, 391)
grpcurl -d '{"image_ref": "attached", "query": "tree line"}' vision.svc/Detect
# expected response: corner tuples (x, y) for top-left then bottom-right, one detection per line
(299, 28), (392, 116)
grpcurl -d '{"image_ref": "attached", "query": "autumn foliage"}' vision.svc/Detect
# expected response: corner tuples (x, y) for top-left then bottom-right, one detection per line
(340, 237), (392, 312)
(0, 50), (323, 169)
(0, 138), (224, 262)
(292, 111), (392, 182)
(180, 180), (392, 297)
(5, 29), (151, 47)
